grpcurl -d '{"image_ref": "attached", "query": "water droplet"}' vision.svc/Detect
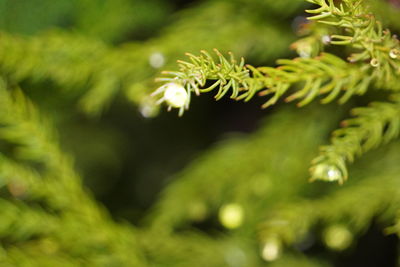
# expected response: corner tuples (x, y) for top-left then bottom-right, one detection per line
(225, 247), (247, 267)
(261, 238), (281, 262)
(311, 164), (343, 183)
(323, 225), (353, 251)
(149, 52), (165, 69)
(370, 58), (380, 67)
(138, 96), (159, 118)
(321, 35), (331, 45)
(219, 203), (244, 229)
(139, 103), (158, 118)
(163, 83), (188, 108)
(389, 49), (399, 59)
(327, 168), (341, 181)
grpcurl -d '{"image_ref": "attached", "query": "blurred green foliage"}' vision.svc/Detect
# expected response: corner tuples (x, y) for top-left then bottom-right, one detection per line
(0, 0), (171, 42)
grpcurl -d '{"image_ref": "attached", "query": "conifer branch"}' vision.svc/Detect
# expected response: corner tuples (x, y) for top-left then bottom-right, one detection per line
(0, 80), (146, 265)
(154, 50), (373, 115)
(153, 0), (400, 116)
(306, 0), (400, 89)
(152, 0), (400, 184)
(0, 84), (64, 172)
(0, 198), (58, 240)
(307, 0), (399, 53)
(261, 174), (400, 245)
(310, 94), (400, 184)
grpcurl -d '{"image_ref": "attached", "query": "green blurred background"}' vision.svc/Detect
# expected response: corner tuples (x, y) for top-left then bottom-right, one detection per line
(1, 0), (399, 266)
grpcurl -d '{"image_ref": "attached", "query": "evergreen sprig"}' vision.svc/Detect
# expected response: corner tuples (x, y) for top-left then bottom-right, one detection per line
(306, 0), (400, 89)
(307, 0), (399, 52)
(156, 49), (259, 103)
(154, 50), (371, 113)
(310, 94), (400, 184)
